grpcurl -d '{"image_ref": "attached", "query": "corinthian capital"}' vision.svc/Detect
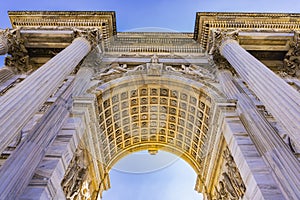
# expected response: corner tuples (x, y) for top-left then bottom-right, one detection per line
(73, 28), (102, 47)
(208, 29), (239, 72)
(0, 28), (10, 55)
(208, 29), (239, 55)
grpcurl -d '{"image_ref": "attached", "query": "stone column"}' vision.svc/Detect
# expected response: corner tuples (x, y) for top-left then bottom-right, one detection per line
(72, 47), (103, 97)
(219, 70), (300, 199)
(0, 67), (14, 84)
(0, 29), (8, 55)
(0, 36), (91, 154)
(216, 33), (300, 151)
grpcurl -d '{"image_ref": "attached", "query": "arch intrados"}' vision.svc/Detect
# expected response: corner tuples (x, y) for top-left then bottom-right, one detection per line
(96, 74), (222, 100)
(95, 74), (223, 184)
(107, 142), (202, 174)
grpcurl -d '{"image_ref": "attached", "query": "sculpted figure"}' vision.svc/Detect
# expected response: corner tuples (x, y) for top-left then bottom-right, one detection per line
(150, 54), (159, 63)
(283, 34), (300, 77)
(181, 64), (214, 79)
(93, 63), (128, 80)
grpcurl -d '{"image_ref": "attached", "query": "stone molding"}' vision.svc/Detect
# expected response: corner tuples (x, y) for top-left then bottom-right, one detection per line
(195, 12), (300, 51)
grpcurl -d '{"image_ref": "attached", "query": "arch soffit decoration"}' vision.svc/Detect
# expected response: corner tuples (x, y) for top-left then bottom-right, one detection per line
(92, 73), (227, 176)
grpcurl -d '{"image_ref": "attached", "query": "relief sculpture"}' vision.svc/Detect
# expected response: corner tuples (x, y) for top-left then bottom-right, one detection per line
(4, 28), (31, 73)
(61, 145), (90, 200)
(213, 147), (246, 200)
(283, 32), (300, 78)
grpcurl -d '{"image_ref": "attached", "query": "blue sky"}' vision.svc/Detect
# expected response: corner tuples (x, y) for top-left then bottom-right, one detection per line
(1, 0), (300, 66)
(1, 1), (300, 199)
(103, 151), (201, 200)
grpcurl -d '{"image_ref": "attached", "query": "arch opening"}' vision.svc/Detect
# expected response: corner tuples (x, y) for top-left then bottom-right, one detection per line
(96, 76), (217, 172)
(102, 150), (204, 200)
(94, 74), (225, 198)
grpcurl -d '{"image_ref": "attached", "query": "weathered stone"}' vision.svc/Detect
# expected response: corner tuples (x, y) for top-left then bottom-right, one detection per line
(0, 11), (299, 200)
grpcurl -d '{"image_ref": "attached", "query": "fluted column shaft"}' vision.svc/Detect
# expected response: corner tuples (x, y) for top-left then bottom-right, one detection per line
(220, 39), (300, 150)
(0, 33), (8, 55)
(0, 67), (14, 84)
(219, 70), (300, 199)
(73, 67), (95, 96)
(0, 37), (91, 153)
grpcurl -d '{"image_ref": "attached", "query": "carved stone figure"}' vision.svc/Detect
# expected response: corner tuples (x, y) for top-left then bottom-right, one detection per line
(213, 147), (246, 200)
(3, 28), (31, 73)
(61, 146), (89, 200)
(92, 63), (128, 80)
(214, 181), (228, 200)
(150, 54), (159, 63)
(283, 33), (300, 78)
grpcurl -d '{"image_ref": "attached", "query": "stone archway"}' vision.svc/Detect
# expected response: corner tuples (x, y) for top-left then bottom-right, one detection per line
(96, 76), (214, 174)
(92, 69), (227, 198)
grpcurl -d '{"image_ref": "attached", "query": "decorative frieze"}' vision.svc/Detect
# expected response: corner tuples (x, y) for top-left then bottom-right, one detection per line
(92, 55), (215, 83)
(105, 32), (204, 54)
(195, 12), (300, 51)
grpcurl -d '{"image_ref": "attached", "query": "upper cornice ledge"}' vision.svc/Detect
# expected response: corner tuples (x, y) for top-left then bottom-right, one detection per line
(194, 12), (300, 51)
(8, 11), (117, 40)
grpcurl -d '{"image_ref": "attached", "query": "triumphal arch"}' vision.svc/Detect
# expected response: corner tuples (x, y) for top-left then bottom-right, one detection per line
(0, 11), (300, 199)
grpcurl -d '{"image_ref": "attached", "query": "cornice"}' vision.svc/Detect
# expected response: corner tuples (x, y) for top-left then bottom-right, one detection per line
(194, 12), (300, 52)
(8, 11), (117, 40)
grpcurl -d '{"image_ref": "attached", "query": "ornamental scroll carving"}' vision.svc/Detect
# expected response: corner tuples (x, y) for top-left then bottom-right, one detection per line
(213, 147), (246, 200)
(61, 145), (91, 200)
(208, 29), (239, 73)
(283, 32), (300, 78)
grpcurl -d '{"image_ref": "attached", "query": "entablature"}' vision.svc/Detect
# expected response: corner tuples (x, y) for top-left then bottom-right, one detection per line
(194, 12), (300, 52)
(105, 32), (204, 54)
(8, 11), (117, 41)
